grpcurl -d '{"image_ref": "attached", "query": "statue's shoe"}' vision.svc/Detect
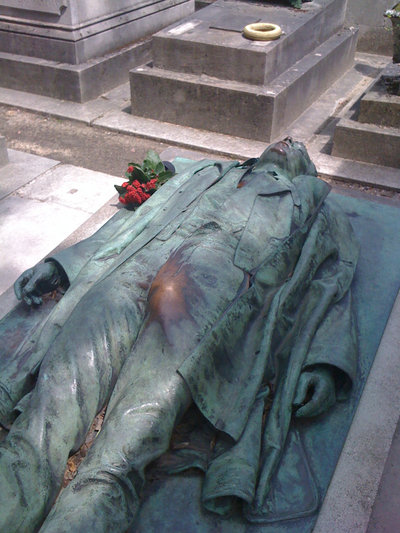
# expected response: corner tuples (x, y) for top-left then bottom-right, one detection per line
(40, 467), (140, 533)
(0, 436), (52, 533)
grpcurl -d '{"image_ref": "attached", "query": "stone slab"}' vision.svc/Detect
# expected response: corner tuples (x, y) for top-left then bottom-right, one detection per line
(152, 0), (347, 86)
(0, 194), (121, 321)
(130, 29), (358, 142)
(0, 196), (89, 296)
(17, 164), (124, 214)
(0, 149), (59, 201)
(0, 135), (8, 167)
(0, 164), (124, 296)
(332, 116), (400, 168)
(0, 39), (152, 103)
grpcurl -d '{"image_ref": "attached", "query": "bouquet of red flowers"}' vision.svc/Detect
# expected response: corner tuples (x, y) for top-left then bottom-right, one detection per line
(115, 150), (175, 207)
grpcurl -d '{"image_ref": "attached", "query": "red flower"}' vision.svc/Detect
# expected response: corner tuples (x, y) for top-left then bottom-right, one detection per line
(127, 166), (134, 173)
(145, 179), (157, 191)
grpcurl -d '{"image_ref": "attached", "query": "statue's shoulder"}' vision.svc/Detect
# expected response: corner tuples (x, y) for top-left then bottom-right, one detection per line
(292, 174), (331, 205)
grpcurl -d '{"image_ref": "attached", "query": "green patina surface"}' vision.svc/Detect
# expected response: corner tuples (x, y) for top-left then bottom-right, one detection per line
(131, 193), (400, 533)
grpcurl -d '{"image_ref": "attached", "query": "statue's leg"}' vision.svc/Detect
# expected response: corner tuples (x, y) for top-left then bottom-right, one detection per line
(40, 344), (193, 533)
(39, 230), (244, 533)
(0, 270), (147, 533)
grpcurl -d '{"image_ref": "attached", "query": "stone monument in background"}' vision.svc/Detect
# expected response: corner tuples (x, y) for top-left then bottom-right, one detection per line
(0, 0), (194, 102)
(130, 0), (358, 142)
(331, 2), (400, 168)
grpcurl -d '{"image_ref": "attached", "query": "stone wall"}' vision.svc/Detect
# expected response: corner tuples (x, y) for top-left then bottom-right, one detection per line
(345, 0), (394, 55)
(0, 0), (194, 64)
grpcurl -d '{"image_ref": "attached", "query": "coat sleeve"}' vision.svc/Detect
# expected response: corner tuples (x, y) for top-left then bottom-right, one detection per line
(46, 159), (219, 285)
(46, 207), (133, 285)
(302, 196), (360, 394)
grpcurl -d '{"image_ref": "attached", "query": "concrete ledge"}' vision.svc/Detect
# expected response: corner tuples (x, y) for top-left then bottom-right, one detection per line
(332, 116), (400, 168)
(309, 151), (400, 191)
(93, 109), (267, 159)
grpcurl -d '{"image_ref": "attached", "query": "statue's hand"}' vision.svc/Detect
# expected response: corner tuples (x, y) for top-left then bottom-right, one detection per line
(293, 366), (336, 418)
(14, 262), (62, 306)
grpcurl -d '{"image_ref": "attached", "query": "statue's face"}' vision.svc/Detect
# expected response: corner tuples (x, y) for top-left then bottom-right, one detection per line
(257, 137), (317, 180)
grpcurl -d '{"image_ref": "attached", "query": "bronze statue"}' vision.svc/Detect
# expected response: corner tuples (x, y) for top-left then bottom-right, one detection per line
(0, 138), (359, 533)
(288, 0), (311, 8)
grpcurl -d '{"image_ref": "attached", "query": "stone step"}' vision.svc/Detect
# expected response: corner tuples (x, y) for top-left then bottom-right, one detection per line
(152, 0), (347, 86)
(130, 28), (358, 142)
(0, 40), (151, 103)
(358, 72), (400, 129)
(332, 115), (400, 169)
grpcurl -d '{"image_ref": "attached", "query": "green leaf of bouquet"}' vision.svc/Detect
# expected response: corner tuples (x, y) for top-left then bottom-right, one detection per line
(115, 185), (126, 195)
(158, 170), (173, 181)
(144, 149), (162, 170)
(131, 167), (149, 183)
(155, 162), (165, 175)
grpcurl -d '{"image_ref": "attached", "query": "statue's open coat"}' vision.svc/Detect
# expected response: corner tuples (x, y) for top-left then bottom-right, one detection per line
(2, 160), (359, 521)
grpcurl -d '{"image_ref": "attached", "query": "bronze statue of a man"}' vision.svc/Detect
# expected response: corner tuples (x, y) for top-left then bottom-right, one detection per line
(0, 138), (359, 533)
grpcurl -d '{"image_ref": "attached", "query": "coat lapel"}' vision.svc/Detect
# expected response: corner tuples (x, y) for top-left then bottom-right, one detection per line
(234, 173), (293, 272)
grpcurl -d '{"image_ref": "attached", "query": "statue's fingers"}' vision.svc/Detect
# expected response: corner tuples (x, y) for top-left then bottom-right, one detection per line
(14, 269), (33, 300)
(23, 273), (43, 296)
(295, 380), (335, 418)
(294, 397), (321, 418)
(293, 373), (311, 407)
(22, 293), (33, 306)
(31, 294), (43, 306)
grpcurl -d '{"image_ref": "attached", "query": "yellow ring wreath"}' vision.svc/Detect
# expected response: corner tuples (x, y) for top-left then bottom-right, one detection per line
(243, 23), (282, 41)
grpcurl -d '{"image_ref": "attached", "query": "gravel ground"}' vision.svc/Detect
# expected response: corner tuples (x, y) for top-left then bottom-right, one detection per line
(0, 105), (217, 178)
